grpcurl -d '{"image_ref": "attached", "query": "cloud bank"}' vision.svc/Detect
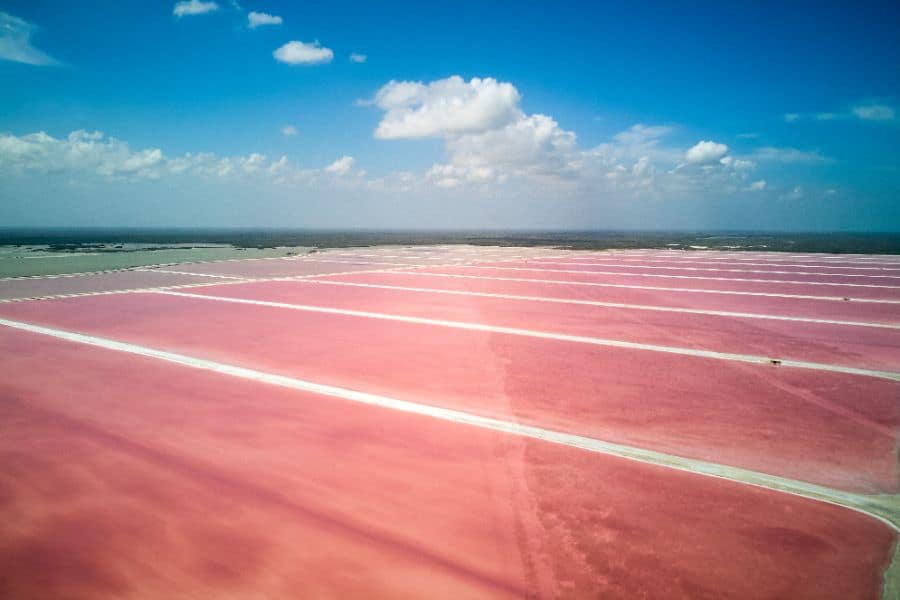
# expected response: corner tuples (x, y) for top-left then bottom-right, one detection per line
(369, 76), (780, 196)
(0, 130), (355, 185)
(0, 76), (838, 210)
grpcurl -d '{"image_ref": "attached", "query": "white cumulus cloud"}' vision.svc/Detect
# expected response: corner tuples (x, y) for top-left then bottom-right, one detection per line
(281, 125), (298, 137)
(115, 149), (165, 176)
(248, 11), (282, 28)
(0, 130), (166, 179)
(349, 53), (367, 63)
(372, 76), (582, 187)
(373, 76), (522, 139)
(173, 0), (219, 17)
(720, 156), (754, 170)
(685, 140), (729, 164)
(439, 114), (578, 185)
(324, 155), (354, 175)
(273, 40), (333, 65)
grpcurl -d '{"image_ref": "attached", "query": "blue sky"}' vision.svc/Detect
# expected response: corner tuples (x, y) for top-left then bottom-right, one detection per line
(1, 1), (898, 230)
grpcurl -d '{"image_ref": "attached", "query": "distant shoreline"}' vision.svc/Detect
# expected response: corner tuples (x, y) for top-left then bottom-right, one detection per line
(1, 229), (898, 255)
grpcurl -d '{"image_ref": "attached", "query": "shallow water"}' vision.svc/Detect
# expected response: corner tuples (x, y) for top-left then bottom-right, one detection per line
(0, 245), (311, 277)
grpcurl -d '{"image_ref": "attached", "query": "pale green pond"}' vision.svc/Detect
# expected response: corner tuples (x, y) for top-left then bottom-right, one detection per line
(0, 244), (312, 278)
